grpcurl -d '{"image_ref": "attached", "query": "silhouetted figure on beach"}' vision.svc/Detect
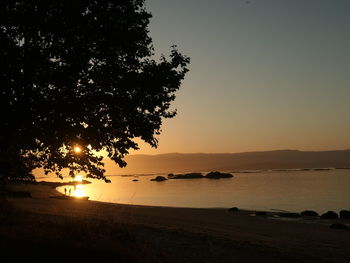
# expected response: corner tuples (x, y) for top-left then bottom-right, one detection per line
(64, 188), (67, 195)
(68, 189), (71, 196)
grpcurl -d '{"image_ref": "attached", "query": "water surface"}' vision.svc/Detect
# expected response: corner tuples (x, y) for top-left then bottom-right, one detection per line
(54, 169), (350, 213)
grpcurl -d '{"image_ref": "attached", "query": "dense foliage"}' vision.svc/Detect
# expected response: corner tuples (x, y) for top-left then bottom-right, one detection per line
(0, 0), (189, 182)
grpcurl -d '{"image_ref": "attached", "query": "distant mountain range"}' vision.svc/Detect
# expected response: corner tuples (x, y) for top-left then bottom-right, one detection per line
(105, 149), (350, 175)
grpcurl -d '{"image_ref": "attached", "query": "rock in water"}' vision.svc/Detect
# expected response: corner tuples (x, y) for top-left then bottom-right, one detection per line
(168, 173), (204, 179)
(340, 210), (350, 219)
(278, 212), (301, 218)
(150, 176), (167, 182)
(301, 210), (319, 217)
(320, 211), (338, 219)
(205, 171), (233, 179)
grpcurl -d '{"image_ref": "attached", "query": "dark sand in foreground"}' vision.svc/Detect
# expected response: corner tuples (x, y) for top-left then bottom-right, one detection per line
(1, 181), (350, 262)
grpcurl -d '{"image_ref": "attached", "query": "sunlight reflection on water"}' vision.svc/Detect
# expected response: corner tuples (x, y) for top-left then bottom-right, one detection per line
(53, 169), (350, 213)
(57, 184), (86, 198)
(73, 184), (85, 197)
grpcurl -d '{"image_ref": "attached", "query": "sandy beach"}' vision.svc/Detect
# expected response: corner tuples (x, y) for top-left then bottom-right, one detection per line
(1, 181), (350, 263)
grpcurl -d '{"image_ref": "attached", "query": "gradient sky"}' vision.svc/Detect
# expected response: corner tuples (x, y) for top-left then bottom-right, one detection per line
(132, 0), (350, 154)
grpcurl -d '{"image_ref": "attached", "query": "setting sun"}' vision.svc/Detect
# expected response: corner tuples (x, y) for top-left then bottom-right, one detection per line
(74, 146), (82, 153)
(74, 175), (83, 182)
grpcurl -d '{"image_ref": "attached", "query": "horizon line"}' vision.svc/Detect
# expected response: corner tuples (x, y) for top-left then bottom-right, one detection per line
(128, 148), (350, 156)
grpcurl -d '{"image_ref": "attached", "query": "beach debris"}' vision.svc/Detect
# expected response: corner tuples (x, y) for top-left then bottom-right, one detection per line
(278, 212), (301, 218)
(330, 223), (349, 230)
(205, 171), (233, 179)
(132, 179), (139, 182)
(320, 211), (338, 219)
(255, 211), (267, 216)
(301, 210), (319, 217)
(150, 176), (167, 182)
(228, 207), (239, 212)
(339, 210), (350, 219)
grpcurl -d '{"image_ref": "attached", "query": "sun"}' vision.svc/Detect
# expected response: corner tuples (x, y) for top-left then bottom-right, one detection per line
(75, 175), (83, 182)
(74, 146), (82, 153)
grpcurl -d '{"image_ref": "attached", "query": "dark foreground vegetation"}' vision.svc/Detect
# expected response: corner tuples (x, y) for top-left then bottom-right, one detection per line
(0, 0), (189, 183)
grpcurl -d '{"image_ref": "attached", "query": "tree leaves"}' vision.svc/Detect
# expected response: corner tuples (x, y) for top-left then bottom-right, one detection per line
(0, 0), (189, 181)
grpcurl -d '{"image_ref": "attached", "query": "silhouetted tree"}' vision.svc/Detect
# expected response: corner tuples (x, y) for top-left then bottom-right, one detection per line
(0, 0), (189, 182)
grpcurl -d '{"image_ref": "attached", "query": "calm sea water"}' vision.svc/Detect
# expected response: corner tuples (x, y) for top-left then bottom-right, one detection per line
(53, 169), (350, 213)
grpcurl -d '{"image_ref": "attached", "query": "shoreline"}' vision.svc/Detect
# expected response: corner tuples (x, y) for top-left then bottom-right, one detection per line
(49, 180), (350, 225)
(8, 179), (350, 224)
(22, 180), (350, 228)
(3, 180), (350, 262)
(52, 177), (350, 215)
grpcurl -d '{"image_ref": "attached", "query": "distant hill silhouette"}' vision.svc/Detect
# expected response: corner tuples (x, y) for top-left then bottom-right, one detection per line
(105, 149), (350, 175)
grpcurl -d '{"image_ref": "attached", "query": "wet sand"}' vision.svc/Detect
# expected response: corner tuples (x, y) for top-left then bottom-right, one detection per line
(2, 181), (350, 263)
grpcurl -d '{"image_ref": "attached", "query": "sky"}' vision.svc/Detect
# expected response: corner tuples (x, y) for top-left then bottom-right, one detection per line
(132, 0), (350, 155)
